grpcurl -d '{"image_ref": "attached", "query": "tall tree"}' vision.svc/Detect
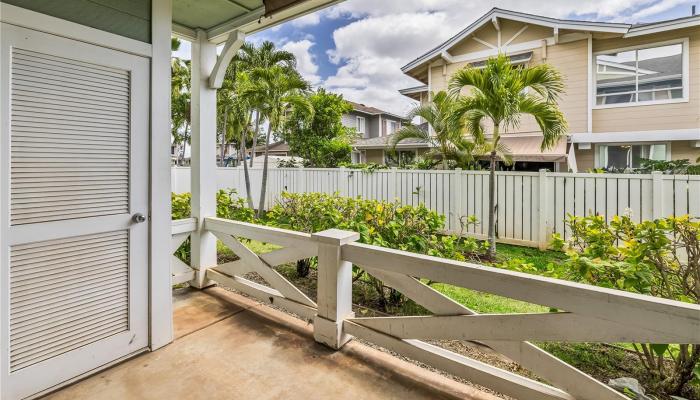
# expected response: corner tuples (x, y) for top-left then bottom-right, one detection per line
(449, 54), (567, 258)
(171, 43), (191, 166)
(249, 65), (311, 218)
(282, 89), (354, 167)
(390, 91), (478, 170)
(234, 41), (297, 167)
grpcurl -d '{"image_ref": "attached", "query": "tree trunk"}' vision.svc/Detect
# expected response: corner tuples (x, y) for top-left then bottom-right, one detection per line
(487, 124), (500, 259)
(257, 121), (272, 219)
(240, 131), (254, 209)
(250, 112), (260, 167)
(220, 108), (228, 167)
(179, 122), (189, 166)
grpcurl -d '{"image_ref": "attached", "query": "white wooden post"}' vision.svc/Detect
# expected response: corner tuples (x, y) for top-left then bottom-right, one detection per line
(453, 168), (462, 234)
(150, 0), (174, 350)
(312, 229), (360, 349)
(652, 171), (663, 220)
(388, 167), (397, 201)
(190, 29), (218, 288)
(537, 169), (552, 250)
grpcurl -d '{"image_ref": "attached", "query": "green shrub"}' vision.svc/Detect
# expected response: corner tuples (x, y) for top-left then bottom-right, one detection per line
(552, 214), (700, 397)
(265, 192), (481, 308)
(171, 189), (254, 263)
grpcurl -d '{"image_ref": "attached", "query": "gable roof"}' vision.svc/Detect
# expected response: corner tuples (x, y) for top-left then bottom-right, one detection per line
(353, 132), (430, 149)
(401, 7), (700, 75)
(347, 101), (408, 120)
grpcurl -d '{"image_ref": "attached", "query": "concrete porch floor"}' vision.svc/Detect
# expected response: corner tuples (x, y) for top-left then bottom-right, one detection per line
(44, 287), (496, 400)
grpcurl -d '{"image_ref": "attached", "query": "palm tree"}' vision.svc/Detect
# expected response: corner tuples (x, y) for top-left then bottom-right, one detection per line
(249, 65), (311, 218)
(390, 91), (478, 170)
(449, 53), (567, 258)
(171, 48), (191, 166)
(234, 41), (297, 167)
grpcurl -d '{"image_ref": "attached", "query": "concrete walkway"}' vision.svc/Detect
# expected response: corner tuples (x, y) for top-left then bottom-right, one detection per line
(45, 287), (497, 400)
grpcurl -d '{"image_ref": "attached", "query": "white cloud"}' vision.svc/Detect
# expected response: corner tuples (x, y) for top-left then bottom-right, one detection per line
(290, 12), (322, 27)
(281, 39), (322, 86)
(319, 0), (692, 116)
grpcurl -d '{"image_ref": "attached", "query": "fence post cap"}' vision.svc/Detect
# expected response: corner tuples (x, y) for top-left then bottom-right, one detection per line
(651, 171), (663, 176)
(312, 229), (360, 245)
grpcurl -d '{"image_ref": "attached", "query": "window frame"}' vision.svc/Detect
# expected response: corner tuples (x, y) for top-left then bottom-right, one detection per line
(594, 142), (671, 169)
(356, 116), (366, 135)
(592, 38), (689, 110)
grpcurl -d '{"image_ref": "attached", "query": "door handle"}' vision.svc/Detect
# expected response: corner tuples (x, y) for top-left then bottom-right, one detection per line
(132, 213), (147, 223)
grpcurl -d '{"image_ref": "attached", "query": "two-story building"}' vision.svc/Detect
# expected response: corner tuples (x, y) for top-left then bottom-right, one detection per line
(343, 101), (419, 164)
(400, 8), (700, 172)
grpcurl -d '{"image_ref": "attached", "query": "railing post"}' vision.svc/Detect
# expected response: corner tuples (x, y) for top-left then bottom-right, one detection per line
(537, 169), (552, 250)
(311, 229), (360, 349)
(652, 171), (663, 219)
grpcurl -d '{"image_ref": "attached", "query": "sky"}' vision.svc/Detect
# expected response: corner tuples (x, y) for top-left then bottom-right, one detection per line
(174, 0), (699, 117)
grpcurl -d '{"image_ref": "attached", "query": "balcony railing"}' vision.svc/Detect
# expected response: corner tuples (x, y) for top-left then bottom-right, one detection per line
(171, 217), (700, 400)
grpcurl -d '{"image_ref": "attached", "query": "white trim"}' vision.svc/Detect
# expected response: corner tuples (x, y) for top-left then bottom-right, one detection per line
(150, 0), (174, 351)
(503, 25), (529, 47)
(594, 142), (671, 168)
(356, 116), (366, 136)
(472, 36), (496, 49)
(571, 129), (700, 143)
(449, 37), (554, 64)
(586, 34), (593, 133)
(209, 30), (246, 89)
(592, 38), (689, 110)
(401, 8), (629, 73)
(625, 15), (700, 37)
(0, 3), (152, 57)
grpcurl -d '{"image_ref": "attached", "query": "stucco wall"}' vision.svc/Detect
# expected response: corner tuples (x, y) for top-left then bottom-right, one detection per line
(365, 149), (385, 164)
(4, 0), (152, 43)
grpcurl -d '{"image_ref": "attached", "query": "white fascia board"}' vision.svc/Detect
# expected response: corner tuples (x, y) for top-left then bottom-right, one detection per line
(172, 22), (197, 41)
(401, 8), (629, 73)
(625, 15), (700, 37)
(571, 129), (700, 143)
(206, 0), (342, 44)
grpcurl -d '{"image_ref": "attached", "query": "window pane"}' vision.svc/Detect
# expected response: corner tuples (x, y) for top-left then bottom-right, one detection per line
(601, 145), (631, 169)
(596, 50), (636, 105)
(637, 44), (683, 103)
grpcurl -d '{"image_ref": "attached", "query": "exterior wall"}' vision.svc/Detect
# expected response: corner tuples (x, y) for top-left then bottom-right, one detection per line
(672, 141), (700, 162)
(591, 27), (700, 134)
(574, 141), (700, 171)
(365, 149), (385, 164)
(545, 38), (589, 135)
(3, 0), (152, 42)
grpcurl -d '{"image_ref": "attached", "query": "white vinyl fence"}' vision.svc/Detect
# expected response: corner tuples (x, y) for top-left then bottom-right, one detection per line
(172, 167), (700, 248)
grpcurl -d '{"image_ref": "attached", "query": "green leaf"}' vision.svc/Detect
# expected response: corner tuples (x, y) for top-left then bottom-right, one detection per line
(650, 343), (669, 357)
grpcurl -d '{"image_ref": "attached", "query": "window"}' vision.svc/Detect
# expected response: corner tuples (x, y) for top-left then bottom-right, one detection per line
(356, 117), (366, 135)
(595, 42), (685, 107)
(387, 120), (399, 135)
(597, 143), (668, 169)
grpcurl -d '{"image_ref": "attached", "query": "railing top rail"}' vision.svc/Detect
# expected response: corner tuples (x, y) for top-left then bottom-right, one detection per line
(204, 217), (316, 250)
(342, 241), (700, 341)
(172, 217), (197, 235)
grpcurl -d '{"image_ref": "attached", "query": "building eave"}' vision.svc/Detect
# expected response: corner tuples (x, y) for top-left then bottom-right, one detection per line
(401, 7), (631, 75)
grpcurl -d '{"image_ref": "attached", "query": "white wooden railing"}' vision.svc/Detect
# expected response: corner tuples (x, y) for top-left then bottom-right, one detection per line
(171, 218), (197, 285)
(188, 217), (700, 400)
(172, 167), (700, 249)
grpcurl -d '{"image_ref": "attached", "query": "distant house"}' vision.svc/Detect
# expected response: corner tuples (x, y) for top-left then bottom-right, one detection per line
(251, 141), (290, 158)
(342, 101), (415, 164)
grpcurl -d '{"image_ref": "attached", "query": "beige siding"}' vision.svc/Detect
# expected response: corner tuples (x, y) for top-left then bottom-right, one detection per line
(365, 149), (385, 164)
(672, 141), (700, 162)
(546, 39), (589, 134)
(592, 27), (700, 133)
(574, 147), (595, 171)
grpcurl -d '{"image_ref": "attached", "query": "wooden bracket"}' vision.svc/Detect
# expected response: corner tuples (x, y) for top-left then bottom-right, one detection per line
(209, 30), (246, 89)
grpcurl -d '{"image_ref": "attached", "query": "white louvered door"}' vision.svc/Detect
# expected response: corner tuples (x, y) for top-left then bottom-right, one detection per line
(1, 24), (149, 399)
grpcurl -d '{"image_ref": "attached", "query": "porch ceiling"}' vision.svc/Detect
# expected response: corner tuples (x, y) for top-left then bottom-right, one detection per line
(173, 0), (341, 44)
